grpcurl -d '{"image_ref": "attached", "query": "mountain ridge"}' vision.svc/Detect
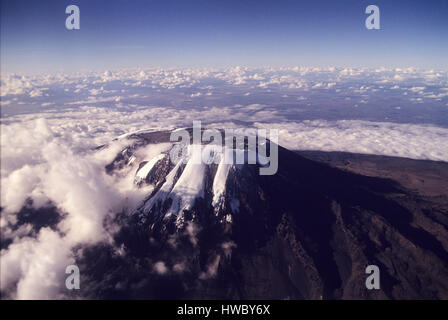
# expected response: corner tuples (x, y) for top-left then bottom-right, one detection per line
(73, 129), (448, 299)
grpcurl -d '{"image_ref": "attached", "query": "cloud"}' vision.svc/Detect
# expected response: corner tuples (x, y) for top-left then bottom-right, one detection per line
(1, 228), (73, 299)
(221, 241), (236, 259)
(255, 120), (448, 162)
(153, 261), (169, 275)
(199, 255), (221, 280)
(29, 88), (45, 98)
(184, 222), (200, 247)
(1, 66), (448, 299)
(0, 118), (166, 299)
(173, 262), (186, 274)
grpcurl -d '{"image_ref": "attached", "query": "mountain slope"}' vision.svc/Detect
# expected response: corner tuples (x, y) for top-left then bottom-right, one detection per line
(76, 129), (448, 299)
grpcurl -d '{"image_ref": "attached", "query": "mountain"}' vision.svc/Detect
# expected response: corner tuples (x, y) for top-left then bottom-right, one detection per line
(76, 129), (448, 299)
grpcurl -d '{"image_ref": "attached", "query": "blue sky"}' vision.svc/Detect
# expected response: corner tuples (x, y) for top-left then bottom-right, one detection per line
(1, 0), (447, 73)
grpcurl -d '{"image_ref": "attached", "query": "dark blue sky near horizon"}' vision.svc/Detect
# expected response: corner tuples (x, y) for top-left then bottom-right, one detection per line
(1, 0), (447, 73)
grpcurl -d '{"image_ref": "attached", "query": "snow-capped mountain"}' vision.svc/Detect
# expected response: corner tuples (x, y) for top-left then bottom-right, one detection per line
(69, 128), (448, 299)
(105, 129), (271, 228)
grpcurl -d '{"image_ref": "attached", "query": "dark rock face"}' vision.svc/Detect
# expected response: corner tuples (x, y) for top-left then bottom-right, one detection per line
(76, 130), (448, 300)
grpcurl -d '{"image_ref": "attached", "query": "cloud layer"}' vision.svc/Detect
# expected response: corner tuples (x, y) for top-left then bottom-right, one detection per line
(1, 66), (448, 299)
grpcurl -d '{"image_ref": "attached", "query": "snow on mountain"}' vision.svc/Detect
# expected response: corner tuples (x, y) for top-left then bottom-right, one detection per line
(212, 152), (232, 210)
(165, 145), (207, 225)
(138, 143), (232, 226)
(134, 153), (165, 184)
(101, 130), (272, 228)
